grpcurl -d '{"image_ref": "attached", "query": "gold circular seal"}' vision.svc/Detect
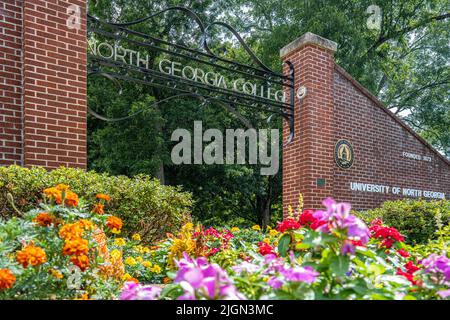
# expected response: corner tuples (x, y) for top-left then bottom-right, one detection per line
(334, 139), (354, 169)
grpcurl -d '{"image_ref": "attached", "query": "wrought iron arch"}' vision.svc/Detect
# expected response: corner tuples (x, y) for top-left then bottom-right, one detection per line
(87, 6), (295, 144)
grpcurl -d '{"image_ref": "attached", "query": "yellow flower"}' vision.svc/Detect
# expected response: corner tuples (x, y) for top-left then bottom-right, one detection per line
(122, 273), (139, 283)
(269, 229), (278, 237)
(151, 265), (162, 274)
(134, 245), (151, 254)
(110, 249), (121, 260)
(114, 238), (126, 246)
(111, 228), (121, 234)
(56, 184), (70, 191)
(252, 225), (261, 231)
(132, 234), (141, 241)
(136, 256), (143, 263)
(230, 227), (240, 233)
(142, 261), (152, 268)
(49, 269), (63, 280)
(182, 223), (194, 233)
(263, 238), (270, 244)
(124, 257), (137, 266)
(266, 225), (272, 231)
(74, 293), (89, 300)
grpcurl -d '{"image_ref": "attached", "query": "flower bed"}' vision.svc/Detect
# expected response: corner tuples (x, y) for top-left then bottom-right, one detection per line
(0, 186), (449, 300)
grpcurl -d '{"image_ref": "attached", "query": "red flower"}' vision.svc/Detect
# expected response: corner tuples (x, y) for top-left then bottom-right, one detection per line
(258, 242), (276, 256)
(396, 268), (417, 285)
(299, 210), (315, 226)
(370, 223), (404, 248)
(277, 218), (300, 233)
(396, 261), (421, 285)
(397, 248), (411, 258)
(405, 261), (420, 274)
(370, 218), (383, 226)
(310, 219), (328, 231)
(351, 239), (365, 247)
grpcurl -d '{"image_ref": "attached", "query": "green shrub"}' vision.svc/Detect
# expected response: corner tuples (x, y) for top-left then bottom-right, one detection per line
(355, 199), (450, 245)
(0, 166), (192, 243)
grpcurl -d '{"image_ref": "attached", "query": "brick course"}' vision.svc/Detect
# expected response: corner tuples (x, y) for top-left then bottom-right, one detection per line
(282, 33), (450, 213)
(1, 0), (87, 168)
(0, 0), (23, 165)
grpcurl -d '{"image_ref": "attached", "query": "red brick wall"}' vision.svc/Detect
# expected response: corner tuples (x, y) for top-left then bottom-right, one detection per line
(282, 42), (336, 214)
(0, 0), (87, 169)
(332, 66), (450, 210)
(282, 34), (450, 213)
(0, 0), (23, 166)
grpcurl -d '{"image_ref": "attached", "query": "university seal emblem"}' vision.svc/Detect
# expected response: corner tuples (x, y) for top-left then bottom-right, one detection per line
(335, 139), (354, 169)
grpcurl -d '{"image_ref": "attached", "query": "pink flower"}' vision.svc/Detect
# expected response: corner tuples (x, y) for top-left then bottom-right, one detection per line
(313, 198), (370, 245)
(281, 266), (319, 284)
(175, 253), (246, 300)
(437, 289), (450, 298)
(120, 282), (162, 300)
(421, 254), (450, 281)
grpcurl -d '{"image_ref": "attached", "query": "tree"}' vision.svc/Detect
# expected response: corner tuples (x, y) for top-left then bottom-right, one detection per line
(87, 0), (449, 228)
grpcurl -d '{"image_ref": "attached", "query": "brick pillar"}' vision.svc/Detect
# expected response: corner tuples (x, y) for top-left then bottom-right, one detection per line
(1, 0), (87, 169)
(0, 1), (23, 166)
(281, 32), (338, 215)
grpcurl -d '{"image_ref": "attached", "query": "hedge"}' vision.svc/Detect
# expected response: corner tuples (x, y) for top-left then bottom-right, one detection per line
(355, 199), (450, 245)
(0, 165), (193, 243)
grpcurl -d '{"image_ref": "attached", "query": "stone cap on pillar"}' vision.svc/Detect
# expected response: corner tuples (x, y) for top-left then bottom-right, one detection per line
(280, 32), (338, 58)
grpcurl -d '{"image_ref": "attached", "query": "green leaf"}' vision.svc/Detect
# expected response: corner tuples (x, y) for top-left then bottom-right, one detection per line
(278, 233), (291, 257)
(368, 263), (386, 276)
(329, 255), (350, 276)
(356, 246), (376, 258)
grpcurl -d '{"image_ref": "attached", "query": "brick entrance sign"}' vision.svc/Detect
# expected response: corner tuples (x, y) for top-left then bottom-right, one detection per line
(1, 0), (87, 168)
(281, 32), (450, 212)
(1, 3), (449, 211)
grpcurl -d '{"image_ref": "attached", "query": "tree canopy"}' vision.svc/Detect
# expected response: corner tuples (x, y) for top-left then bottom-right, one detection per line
(87, 0), (450, 226)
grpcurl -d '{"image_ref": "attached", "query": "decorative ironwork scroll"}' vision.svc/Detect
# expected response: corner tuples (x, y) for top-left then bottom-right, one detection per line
(87, 6), (295, 143)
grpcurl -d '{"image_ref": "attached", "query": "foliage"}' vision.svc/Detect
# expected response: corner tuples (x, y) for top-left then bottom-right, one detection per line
(410, 225), (450, 257)
(355, 199), (450, 245)
(0, 185), (124, 299)
(1, 191), (449, 300)
(0, 166), (192, 242)
(119, 198), (450, 300)
(0, 185), (186, 299)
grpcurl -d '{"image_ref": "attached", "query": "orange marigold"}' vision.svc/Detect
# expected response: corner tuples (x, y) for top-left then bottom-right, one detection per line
(43, 185), (79, 207)
(43, 187), (62, 203)
(70, 254), (90, 271)
(59, 223), (84, 240)
(0, 269), (16, 290)
(33, 212), (55, 227)
(96, 194), (111, 202)
(92, 203), (104, 215)
(63, 190), (79, 207)
(62, 238), (89, 256)
(16, 244), (47, 268)
(106, 216), (123, 232)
